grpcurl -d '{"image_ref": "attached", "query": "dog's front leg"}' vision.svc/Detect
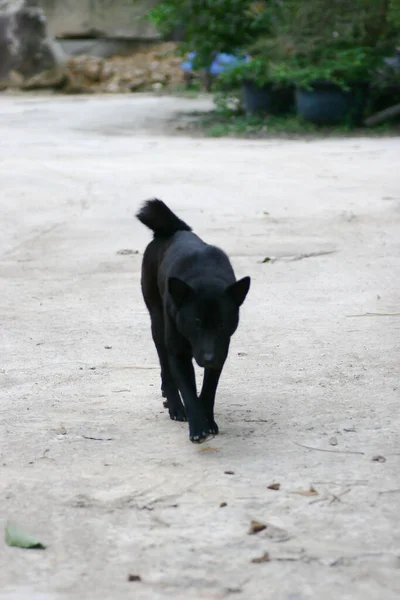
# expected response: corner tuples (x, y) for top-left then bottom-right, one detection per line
(168, 351), (210, 443)
(199, 368), (222, 435)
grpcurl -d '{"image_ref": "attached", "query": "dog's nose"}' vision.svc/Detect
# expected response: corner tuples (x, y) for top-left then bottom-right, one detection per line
(203, 352), (215, 366)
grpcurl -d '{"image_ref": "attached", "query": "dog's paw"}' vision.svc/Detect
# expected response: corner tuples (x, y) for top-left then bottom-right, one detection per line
(169, 406), (187, 422)
(207, 420), (219, 435)
(190, 430), (211, 444)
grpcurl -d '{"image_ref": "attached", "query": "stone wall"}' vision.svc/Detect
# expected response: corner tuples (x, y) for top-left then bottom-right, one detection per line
(38, 0), (160, 39)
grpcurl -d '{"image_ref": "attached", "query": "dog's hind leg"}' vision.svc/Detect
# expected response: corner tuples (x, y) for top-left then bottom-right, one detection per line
(199, 368), (222, 435)
(150, 308), (187, 422)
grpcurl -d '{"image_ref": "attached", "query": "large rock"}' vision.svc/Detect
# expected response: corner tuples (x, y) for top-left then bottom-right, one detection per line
(0, 0), (66, 89)
(64, 43), (183, 95)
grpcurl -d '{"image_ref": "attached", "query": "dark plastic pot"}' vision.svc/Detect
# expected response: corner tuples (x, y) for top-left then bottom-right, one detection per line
(295, 82), (369, 125)
(370, 84), (400, 115)
(241, 81), (294, 115)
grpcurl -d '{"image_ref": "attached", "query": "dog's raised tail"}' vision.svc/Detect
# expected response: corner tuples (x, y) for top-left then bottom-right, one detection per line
(136, 199), (192, 238)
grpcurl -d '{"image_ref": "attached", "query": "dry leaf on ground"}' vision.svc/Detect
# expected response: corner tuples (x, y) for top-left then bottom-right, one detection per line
(292, 486), (318, 497)
(372, 455), (386, 463)
(267, 483), (281, 490)
(251, 552), (270, 563)
(248, 520), (267, 535)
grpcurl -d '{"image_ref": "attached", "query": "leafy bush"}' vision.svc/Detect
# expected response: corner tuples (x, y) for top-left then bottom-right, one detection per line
(388, 0), (400, 31)
(269, 47), (379, 90)
(251, 0), (400, 89)
(217, 57), (269, 87)
(148, 0), (400, 122)
(148, 0), (273, 68)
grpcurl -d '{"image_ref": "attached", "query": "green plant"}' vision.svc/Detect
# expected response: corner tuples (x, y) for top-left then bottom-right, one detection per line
(250, 1), (399, 88)
(266, 0), (397, 56)
(147, 0), (273, 68)
(213, 90), (243, 116)
(147, 2), (179, 37)
(270, 46), (379, 90)
(218, 57), (270, 87)
(194, 110), (399, 137)
(388, 0), (400, 30)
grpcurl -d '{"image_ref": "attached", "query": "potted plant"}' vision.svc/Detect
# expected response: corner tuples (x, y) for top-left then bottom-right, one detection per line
(271, 47), (376, 125)
(265, 0), (398, 125)
(218, 56), (294, 115)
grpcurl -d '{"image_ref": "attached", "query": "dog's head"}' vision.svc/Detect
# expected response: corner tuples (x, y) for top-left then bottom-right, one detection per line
(168, 276), (250, 370)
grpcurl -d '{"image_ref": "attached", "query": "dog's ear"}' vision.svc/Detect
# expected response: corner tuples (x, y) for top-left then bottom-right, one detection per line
(168, 277), (193, 307)
(225, 276), (251, 307)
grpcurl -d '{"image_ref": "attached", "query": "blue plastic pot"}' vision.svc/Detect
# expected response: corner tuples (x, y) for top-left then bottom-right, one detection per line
(295, 82), (369, 125)
(241, 81), (294, 115)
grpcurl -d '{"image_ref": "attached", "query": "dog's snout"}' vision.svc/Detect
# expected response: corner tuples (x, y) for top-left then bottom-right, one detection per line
(203, 352), (215, 366)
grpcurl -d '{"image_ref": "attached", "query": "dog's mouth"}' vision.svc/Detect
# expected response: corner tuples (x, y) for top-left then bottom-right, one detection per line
(195, 356), (221, 370)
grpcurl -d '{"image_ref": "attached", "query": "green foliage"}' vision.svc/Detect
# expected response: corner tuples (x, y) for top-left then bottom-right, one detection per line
(147, 0), (273, 67)
(388, 0), (400, 30)
(148, 0), (400, 124)
(196, 110), (397, 137)
(147, 2), (179, 37)
(212, 89), (243, 116)
(199, 112), (340, 137)
(249, 1), (399, 90)
(263, 0), (398, 56)
(217, 57), (271, 87)
(270, 47), (379, 90)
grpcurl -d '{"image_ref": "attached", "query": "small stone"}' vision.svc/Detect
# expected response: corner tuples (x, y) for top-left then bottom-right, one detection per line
(116, 249), (138, 255)
(267, 482), (281, 490)
(372, 455), (386, 463)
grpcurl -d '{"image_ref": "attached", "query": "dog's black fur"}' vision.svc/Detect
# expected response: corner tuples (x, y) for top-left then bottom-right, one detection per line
(137, 199), (250, 443)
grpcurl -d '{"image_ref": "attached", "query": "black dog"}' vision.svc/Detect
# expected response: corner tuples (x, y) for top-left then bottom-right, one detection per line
(137, 199), (250, 443)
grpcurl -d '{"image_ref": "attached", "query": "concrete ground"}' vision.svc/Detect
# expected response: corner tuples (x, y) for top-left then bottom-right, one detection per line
(0, 93), (399, 600)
